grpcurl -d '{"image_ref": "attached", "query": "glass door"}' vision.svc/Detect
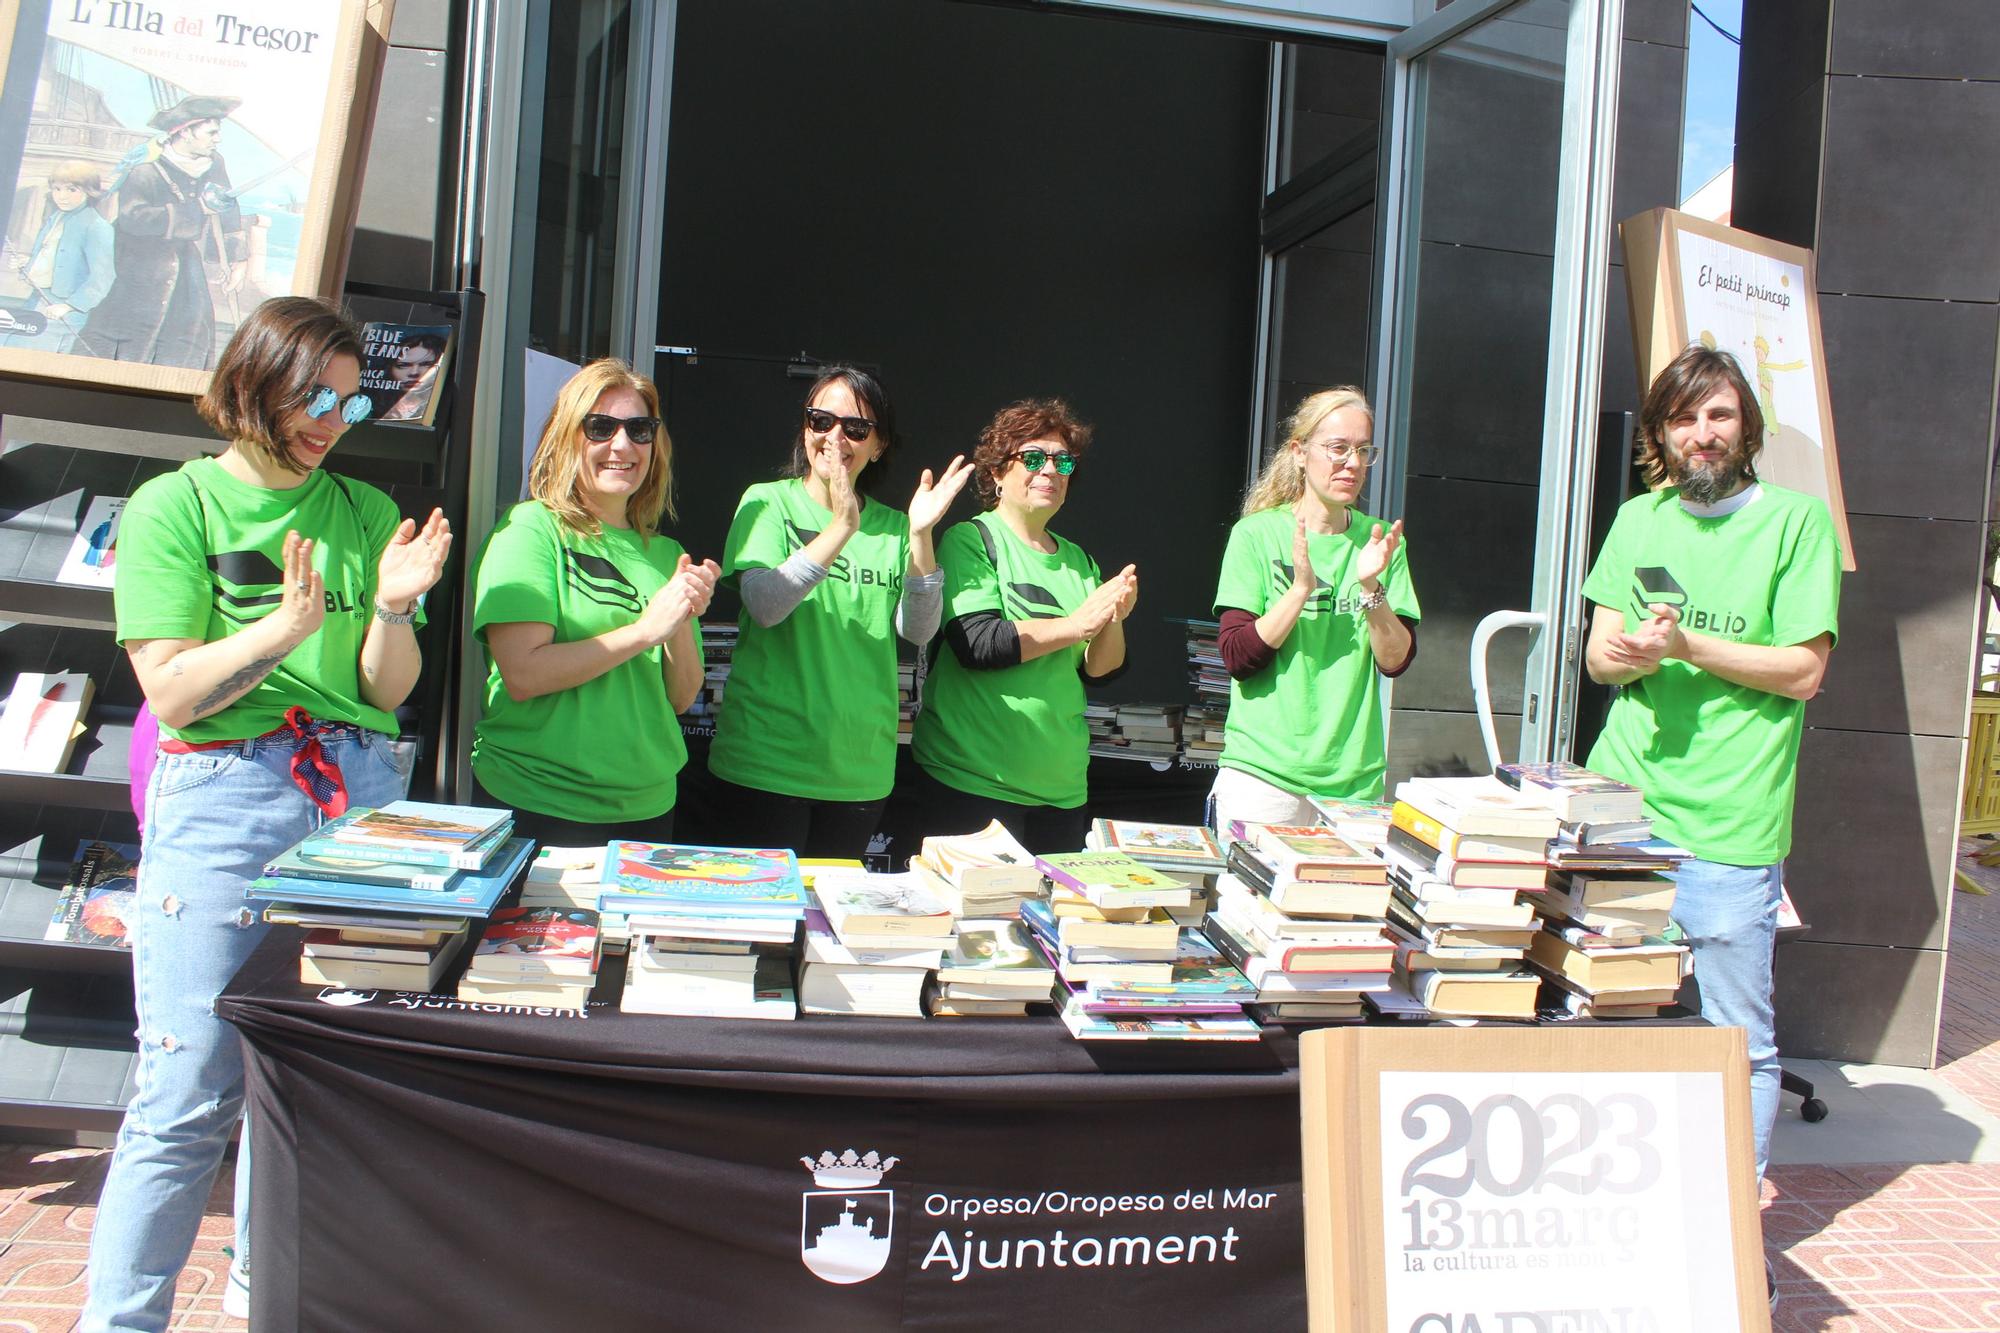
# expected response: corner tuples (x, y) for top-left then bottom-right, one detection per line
(1372, 0), (1624, 775)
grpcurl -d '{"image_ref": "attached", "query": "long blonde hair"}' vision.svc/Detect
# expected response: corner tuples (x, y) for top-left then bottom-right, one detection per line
(1241, 386), (1374, 516)
(528, 359), (674, 538)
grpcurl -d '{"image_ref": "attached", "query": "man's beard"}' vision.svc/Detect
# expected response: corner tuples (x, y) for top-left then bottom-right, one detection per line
(1670, 450), (1748, 506)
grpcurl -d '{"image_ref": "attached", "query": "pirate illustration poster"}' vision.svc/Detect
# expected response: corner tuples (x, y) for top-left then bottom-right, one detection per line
(0, 0), (388, 395)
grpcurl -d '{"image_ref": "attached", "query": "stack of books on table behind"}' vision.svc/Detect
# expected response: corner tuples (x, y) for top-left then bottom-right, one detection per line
(929, 917), (1060, 1017)
(908, 820), (1046, 918)
(1382, 777), (1559, 1020)
(1055, 924), (1260, 1040)
(1085, 818), (1223, 919)
(1179, 704), (1225, 765)
(1496, 762), (1692, 1019)
(256, 802), (531, 994)
(1173, 616), (1227, 765)
(897, 660), (918, 741)
(521, 845), (626, 951)
(1089, 703), (1181, 762)
(605, 842), (807, 1020)
(1028, 851), (1255, 1040)
(799, 867), (955, 1017)
(1307, 796), (1394, 854)
(457, 905), (600, 1010)
(1205, 826), (1395, 1026)
(678, 621), (736, 734)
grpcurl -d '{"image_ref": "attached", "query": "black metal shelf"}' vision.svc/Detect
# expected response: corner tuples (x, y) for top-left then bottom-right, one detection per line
(0, 575), (115, 631)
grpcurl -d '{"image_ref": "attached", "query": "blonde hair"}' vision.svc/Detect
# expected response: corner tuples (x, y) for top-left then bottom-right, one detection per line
(528, 359), (674, 538)
(48, 160), (102, 194)
(1241, 386), (1374, 516)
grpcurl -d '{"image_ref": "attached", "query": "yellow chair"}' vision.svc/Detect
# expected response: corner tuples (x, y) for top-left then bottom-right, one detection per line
(1962, 674), (2000, 836)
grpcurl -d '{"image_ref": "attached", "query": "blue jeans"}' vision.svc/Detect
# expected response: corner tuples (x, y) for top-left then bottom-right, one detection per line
(1670, 856), (1784, 1180)
(83, 727), (410, 1332)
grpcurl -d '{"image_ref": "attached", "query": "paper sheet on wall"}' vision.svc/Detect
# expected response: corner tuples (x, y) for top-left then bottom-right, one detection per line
(522, 349), (581, 499)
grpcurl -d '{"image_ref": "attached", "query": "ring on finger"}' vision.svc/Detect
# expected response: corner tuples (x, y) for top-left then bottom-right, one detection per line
(295, 580), (309, 592)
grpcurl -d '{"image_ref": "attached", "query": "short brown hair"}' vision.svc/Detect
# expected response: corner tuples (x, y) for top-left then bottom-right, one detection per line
(1636, 344), (1765, 489)
(48, 160), (102, 194)
(971, 398), (1093, 509)
(528, 359), (673, 538)
(196, 296), (365, 474)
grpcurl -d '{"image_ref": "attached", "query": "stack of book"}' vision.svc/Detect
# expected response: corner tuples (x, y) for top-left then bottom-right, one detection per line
(1179, 704), (1226, 765)
(1057, 926), (1261, 1040)
(678, 621), (737, 735)
(520, 845), (622, 948)
(254, 802), (532, 993)
(1171, 616), (1227, 709)
(928, 918), (1059, 1016)
(1085, 702), (1118, 752)
(1498, 763), (1692, 1018)
(457, 905), (601, 1009)
(1022, 852), (1189, 1002)
(604, 842), (807, 1020)
(908, 820), (1045, 918)
(1382, 777), (1558, 1019)
(898, 659), (919, 742)
(1088, 703), (1181, 761)
(1207, 826), (1395, 1025)
(798, 868), (955, 1017)
(1085, 818), (1222, 921)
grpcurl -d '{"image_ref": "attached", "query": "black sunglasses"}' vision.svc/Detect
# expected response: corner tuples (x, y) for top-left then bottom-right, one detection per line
(582, 413), (659, 444)
(1014, 447), (1076, 476)
(804, 407), (876, 442)
(305, 384), (373, 426)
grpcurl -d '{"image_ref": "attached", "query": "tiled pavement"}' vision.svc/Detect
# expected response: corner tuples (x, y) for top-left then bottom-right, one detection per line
(4, 885), (1999, 1330)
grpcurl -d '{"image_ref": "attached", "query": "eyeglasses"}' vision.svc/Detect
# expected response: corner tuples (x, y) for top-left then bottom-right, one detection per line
(1013, 448), (1076, 476)
(582, 413), (660, 444)
(1308, 440), (1378, 467)
(803, 407), (876, 442)
(305, 384), (374, 426)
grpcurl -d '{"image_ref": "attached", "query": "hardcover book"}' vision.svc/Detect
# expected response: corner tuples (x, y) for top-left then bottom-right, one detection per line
(251, 837), (534, 918)
(319, 803), (514, 866)
(44, 838), (138, 948)
(1087, 819), (1225, 870)
(599, 842), (807, 916)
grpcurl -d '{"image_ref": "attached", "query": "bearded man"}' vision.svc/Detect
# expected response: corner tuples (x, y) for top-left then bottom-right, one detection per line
(1581, 343), (1842, 1183)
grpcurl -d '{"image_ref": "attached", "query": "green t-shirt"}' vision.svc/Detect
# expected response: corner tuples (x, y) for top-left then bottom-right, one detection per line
(470, 501), (696, 822)
(1212, 505), (1420, 801)
(1581, 484), (1841, 865)
(114, 457), (407, 742)
(912, 513), (1104, 808)
(710, 479), (911, 801)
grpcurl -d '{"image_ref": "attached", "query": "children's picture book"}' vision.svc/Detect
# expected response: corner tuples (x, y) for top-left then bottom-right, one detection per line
(45, 838), (138, 948)
(599, 842), (808, 916)
(322, 803), (514, 863)
(358, 322), (455, 425)
(1087, 819), (1225, 869)
(264, 839), (465, 893)
(1034, 851), (1192, 909)
(55, 496), (126, 587)
(253, 837), (533, 917)
(469, 907), (600, 980)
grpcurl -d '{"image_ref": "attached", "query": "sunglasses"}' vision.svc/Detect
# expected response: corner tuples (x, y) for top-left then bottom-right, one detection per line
(803, 407), (876, 442)
(305, 384), (374, 426)
(582, 413), (660, 444)
(1013, 447), (1076, 476)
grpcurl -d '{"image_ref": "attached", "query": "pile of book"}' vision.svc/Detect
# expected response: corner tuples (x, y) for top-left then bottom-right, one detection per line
(457, 905), (601, 1010)
(1207, 825), (1396, 1025)
(898, 660), (919, 742)
(1088, 703), (1181, 762)
(1179, 704), (1225, 765)
(1382, 777), (1558, 1020)
(1085, 702), (1118, 752)
(1307, 796), (1393, 853)
(1171, 616), (1227, 709)
(1086, 818), (1224, 879)
(678, 621), (737, 734)
(1055, 925), (1260, 1040)
(799, 866), (954, 1017)
(605, 842), (807, 1020)
(1497, 762), (1692, 1018)
(521, 845), (623, 950)
(254, 802), (532, 994)
(908, 820), (1045, 918)
(929, 918), (1060, 1017)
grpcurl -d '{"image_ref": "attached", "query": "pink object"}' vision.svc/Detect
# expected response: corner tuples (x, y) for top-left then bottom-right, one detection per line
(129, 703), (160, 834)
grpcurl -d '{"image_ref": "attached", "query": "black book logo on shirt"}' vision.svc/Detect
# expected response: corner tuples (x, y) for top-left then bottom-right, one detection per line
(207, 549), (285, 626)
(1003, 581), (1064, 620)
(1631, 566), (1687, 618)
(563, 549), (643, 613)
(784, 519), (851, 582)
(1268, 558), (1335, 613)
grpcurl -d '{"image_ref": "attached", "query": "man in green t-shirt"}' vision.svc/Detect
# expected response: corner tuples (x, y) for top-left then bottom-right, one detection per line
(1581, 345), (1841, 1191)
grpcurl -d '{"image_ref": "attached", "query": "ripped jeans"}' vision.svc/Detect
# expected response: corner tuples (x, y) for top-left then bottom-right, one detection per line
(83, 726), (409, 1332)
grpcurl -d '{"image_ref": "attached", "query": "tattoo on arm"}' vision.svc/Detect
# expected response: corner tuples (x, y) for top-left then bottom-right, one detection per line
(170, 659), (184, 677)
(189, 651), (289, 720)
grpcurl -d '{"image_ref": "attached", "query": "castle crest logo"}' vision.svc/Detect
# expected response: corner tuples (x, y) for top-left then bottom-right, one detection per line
(799, 1149), (898, 1284)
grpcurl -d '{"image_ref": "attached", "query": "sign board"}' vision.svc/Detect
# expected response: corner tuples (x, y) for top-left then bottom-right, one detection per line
(1621, 207), (1854, 571)
(1300, 1026), (1769, 1333)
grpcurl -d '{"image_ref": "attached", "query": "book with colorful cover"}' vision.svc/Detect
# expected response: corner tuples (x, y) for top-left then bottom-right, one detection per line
(1057, 999), (1263, 1042)
(55, 495), (126, 588)
(1393, 776), (1563, 839)
(469, 907), (600, 980)
(358, 322), (455, 425)
(1082, 928), (1255, 1001)
(1086, 819), (1225, 870)
(309, 804), (515, 869)
(936, 919), (1056, 988)
(44, 839), (138, 947)
(1033, 851), (1192, 909)
(1307, 796), (1394, 846)
(599, 842), (807, 917)
(1251, 826), (1388, 884)
(1495, 761), (1646, 823)
(265, 835), (469, 893)
(251, 837), (533, 917)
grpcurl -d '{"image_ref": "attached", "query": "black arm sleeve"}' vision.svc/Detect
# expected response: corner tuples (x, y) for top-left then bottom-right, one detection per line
(943, 611), (1022, 670)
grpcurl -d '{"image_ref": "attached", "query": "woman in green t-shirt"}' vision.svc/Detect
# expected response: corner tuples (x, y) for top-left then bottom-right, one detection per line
(909, 399), (1138, 852)
(471, 359), (720, 846)
(703, 366), (972, 858)
(1210, 387), (1419, 836)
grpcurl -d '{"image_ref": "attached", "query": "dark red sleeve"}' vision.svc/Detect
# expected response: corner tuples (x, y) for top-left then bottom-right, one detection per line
(1218, 607), (1277, 679)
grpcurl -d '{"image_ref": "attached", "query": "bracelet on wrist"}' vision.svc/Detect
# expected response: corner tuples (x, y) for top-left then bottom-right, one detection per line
(1355, 584), (1389, 613)
(373, 600), (418, 626)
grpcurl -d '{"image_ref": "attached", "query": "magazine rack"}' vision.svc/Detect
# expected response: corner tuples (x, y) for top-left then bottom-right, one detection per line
(0, 284), (482, 1134)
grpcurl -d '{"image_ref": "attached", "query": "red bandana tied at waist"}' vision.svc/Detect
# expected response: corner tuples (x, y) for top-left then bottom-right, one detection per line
(157, 705), (351, 817)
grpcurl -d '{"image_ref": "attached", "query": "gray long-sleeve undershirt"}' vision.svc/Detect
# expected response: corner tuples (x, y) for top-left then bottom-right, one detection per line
(738, 553), (944, 643)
